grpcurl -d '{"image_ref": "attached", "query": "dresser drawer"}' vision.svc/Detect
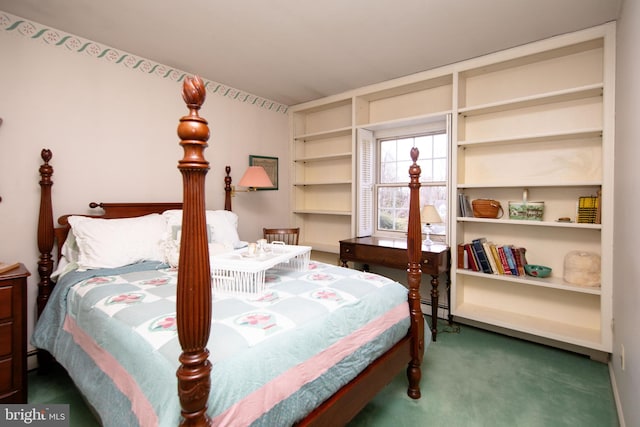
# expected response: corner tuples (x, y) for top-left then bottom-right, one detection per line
(0, 286), (12, 320)
(0, 358), (12, 394)
(0, 264), (29, 403)
(0, 323), (11, 357)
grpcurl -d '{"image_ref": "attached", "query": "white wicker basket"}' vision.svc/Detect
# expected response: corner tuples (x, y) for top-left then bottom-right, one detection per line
(211, 245), (311, 295)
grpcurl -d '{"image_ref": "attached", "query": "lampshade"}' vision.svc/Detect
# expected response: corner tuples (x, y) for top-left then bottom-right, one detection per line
(421, 205), (442, 224)
(238, 166), (273, 188)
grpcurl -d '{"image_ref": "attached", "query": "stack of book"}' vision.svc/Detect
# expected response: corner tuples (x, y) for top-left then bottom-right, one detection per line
(458, 194), (474, 218)
(457, 237), (529, 276)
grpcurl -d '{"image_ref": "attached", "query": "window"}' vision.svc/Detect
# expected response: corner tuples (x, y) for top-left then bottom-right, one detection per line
(377, 132), (448, 238)
(356, 116), (450, 242)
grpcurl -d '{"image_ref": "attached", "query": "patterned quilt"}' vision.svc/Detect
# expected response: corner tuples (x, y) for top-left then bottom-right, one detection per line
(32, 260), (420, 427)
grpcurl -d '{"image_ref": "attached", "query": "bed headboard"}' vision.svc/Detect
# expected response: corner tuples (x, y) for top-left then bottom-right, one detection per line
(36, 149), (183, 315)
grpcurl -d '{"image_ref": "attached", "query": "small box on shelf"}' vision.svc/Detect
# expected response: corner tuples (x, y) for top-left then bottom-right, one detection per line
(508, 189), (544, 221)
(577, 193), (600, 224)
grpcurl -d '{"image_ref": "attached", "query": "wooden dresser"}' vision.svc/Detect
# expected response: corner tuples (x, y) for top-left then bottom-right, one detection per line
(0, 264), (29, 403)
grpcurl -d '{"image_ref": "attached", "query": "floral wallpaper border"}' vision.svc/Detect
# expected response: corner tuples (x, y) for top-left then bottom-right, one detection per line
(0, 11), (288, 114)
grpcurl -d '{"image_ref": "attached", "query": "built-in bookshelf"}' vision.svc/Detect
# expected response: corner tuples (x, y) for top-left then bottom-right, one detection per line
(452, 24), (614, 358)
(290, 98), (354, 253)
(289, 23), (615, 357)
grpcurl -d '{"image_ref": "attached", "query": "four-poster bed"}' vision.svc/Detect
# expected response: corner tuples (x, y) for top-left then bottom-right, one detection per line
(33, 76), (427, 426)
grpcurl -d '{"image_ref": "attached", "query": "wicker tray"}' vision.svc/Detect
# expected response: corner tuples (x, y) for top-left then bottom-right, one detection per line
(211, 244), (311, 295)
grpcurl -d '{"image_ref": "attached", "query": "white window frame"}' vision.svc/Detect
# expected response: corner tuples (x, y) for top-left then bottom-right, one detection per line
(356, 115), (451, 242)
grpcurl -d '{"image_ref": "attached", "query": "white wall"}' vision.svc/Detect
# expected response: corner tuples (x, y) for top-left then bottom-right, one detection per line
(0, 15), (289, 366)
(612, 0), (639, 426)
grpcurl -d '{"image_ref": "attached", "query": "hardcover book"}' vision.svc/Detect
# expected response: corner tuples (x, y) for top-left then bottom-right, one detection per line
(483, 241), (500, 275)
(472, 238), (493, 274)
(465, 243), (479, 271)
(503, 246), (519, 276)
(489, 244), (505, 275)
(497, 247), (512, 275)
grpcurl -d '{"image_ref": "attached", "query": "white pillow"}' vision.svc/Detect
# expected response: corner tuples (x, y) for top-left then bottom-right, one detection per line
(49, 232), (79, 281)
(162, 210), (239, 267)
(61, 230), (80, 262)
(68, 214), (167, 270)
(206, 210), (243, 249)
(163, 210), (242, 247)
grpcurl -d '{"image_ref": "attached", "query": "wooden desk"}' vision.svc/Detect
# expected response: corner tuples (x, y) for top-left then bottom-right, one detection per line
(339, 237), (450, 341)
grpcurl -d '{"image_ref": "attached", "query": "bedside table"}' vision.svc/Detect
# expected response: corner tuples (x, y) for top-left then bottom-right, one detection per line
(0, 263), (29, 403)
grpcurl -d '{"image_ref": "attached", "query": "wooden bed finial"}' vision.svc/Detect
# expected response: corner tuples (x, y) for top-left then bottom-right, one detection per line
(176, 75), (213, 427)
(182, 75), (206, 111)
(406, 146), (424, 399)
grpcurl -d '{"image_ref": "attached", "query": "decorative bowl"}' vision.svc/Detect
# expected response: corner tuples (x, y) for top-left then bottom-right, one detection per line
(524, 264), (552, 278)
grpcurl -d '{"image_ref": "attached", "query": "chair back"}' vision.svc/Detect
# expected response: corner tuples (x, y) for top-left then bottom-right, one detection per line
(263, 227), (300, 245)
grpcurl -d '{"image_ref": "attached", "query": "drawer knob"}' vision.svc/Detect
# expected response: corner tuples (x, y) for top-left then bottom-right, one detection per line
(422, 259), (429, 264)
(345, 248), (351, 253)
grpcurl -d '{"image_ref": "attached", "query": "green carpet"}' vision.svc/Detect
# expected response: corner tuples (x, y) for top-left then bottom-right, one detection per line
(349, 324), (619, 427)
(29, 324), (619, 426)
(27, 364), (98, 426)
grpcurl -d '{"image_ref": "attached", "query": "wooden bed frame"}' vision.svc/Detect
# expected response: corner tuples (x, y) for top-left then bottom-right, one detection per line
(36, 76), (425, 427)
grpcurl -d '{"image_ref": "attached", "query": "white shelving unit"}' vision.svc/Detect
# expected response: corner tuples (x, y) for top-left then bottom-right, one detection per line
(452, 25), (614, 357)
(289, 23), (615, 357)
(290, 99), (355, 253)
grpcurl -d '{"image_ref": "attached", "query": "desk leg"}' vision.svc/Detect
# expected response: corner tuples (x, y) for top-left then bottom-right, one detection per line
(430, 274), (439, 342)
(446, 269), (452, 325)
(340, 259), (348, 268)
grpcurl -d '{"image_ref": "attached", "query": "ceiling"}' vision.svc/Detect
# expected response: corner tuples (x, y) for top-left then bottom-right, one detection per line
(0, 0), (621, 106)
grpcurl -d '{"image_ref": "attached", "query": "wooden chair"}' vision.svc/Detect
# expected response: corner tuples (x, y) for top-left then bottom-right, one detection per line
(263, 227), (300, 245)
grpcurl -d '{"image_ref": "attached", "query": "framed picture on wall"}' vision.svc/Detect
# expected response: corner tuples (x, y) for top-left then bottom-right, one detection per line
(249, 155), (278, 190)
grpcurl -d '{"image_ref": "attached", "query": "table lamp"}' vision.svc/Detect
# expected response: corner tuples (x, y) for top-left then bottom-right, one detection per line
(421, 205), (442, 245)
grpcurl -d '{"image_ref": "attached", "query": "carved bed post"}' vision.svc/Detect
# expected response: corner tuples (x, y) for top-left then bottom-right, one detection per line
(37, 148), (55, 373)
(37, 149), (55, 317)
(406, 147), (424, 399)
(176, 76), (212, 427)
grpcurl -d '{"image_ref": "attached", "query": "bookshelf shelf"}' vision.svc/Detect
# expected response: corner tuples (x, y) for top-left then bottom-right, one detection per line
(293, 180), (352, 186)
(458, 84), (603, 117)
(293, 127), (352, 142)
(457, 181), (602, 189)
(293, 153), (352, 163)
(458, 128), (602, 148)
(293, 209), (352, 215)
(357, 110), (451, 132)
(456, 217), (602, 229)
(456, 269), (602, 295)
(454, 303), (604, 350)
